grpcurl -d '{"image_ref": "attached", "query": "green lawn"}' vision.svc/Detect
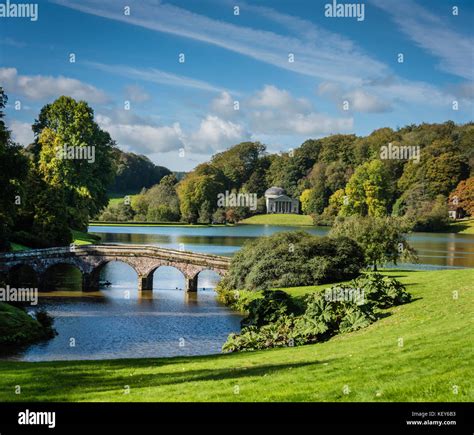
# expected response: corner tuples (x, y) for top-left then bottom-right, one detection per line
(0, 268), (472, 402)
(239, 214), (314, 226)
(448, 219), (474, 235)
(9, 242), (30, 252)
(107, 192), (139, 207)
(71, 230), (101, 245)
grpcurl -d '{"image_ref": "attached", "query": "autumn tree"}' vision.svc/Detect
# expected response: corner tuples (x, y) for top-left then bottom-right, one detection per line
(449, 177), (474, 216)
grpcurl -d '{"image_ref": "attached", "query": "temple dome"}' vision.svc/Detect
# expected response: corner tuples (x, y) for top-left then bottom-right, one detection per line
(265, 186), (286, 197)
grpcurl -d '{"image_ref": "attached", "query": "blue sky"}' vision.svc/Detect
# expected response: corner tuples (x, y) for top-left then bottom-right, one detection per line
(1, 0), (473, 171)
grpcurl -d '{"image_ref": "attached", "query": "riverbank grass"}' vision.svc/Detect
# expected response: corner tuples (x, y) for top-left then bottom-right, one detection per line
(239, 214), (313, 226)
(71, 230), (101, 245)
(0, 268), (472, 402)
(448, 218), (474, 234)
(0, 303), (53, 346)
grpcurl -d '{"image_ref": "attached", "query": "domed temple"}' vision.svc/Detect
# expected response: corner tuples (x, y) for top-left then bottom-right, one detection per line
(264, 187), (299, 214)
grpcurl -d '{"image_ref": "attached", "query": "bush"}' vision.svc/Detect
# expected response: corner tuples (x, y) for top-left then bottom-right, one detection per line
(223, 274), (410, 352)
(0, 303), (56, 346)
(351, 273), (412, 308)
(241, 290), (303, 328)
(220, 231), (366, 291)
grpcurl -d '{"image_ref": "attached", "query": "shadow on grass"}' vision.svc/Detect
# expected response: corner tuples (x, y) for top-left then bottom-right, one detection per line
(0, 359), (326, 401)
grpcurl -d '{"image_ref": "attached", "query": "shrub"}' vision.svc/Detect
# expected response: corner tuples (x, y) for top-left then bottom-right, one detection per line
(220, 231), (366, 291)
(223, 274), (410, 352)
(240, 290), (302, 328)
(352, 273), (412, 308)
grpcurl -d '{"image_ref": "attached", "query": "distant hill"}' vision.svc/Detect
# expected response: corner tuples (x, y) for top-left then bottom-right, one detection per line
(110, 149), (171, 193)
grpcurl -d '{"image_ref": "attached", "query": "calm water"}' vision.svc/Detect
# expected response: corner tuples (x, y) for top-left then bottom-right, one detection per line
(91, 224), (474, 268)
(2, 224), (473, 362)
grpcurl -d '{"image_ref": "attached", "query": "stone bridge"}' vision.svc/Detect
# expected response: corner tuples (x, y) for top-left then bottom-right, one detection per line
(0, 244), (231, 292)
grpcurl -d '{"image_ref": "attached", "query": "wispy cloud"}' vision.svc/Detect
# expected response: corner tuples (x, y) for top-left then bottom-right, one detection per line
(371, 0), (474, 80)
(53, 0), (388, 85)
(85, 61), (232, 94)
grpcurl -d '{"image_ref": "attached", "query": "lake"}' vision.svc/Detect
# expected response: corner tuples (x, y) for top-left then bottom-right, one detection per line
(2, 224), (473, 362)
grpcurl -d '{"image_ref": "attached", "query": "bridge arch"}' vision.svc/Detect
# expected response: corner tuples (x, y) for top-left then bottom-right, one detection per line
(43, 262), (83, 292)
(7, 264), (39, 289)
(149, 265), (187, 291)
(87, 259), (140, 291)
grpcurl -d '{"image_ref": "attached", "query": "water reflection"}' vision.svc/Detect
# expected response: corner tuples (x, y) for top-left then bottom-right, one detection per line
(2, 262), (242, 362)
(91, 224), (474, 268)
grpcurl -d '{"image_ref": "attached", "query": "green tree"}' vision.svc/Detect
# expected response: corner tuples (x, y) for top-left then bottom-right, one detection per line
(177, 164), (226, 223)
(211, 142), (266, 189)
(0, 88), (29, 250)
(341, 160), (392, 217)
(110, 149), (171, 193)
(330, 216), (417, 270)
(34, 96), (116, 230)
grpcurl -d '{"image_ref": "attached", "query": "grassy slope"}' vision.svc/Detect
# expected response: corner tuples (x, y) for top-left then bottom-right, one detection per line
(70, 230), (100, 245)
(448, 219), (474, 235)
(107, 192), (139, 207)
(10, 242), (30, 252)
(239, 214), (313, 226)
(0, 269), (472, 402)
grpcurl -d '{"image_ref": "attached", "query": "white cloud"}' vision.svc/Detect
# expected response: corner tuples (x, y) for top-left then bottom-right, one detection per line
(318, 82), (392, 113)
(190, 115), (250, 152)
(8, 120), (34, 146)
(250, 110), (353, 136)
(0, 67), (109, 103)
(87, 62), (231, 94)
(211, 92), (238, 118)
(124, 84), (151, 103)
(247, 85), (353, 135)
(249, 85), (311, 112)
(371, 0), (474, 80)
(96, 114), (185, 154)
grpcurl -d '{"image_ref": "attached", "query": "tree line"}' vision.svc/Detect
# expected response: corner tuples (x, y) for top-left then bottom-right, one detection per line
(1, 89), (473, 252)
(111, 121), (473, 228)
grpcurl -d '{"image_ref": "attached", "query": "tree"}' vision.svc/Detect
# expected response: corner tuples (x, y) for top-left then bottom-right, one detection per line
(341, 160), (392, 217)
(34, 96), (116, 230)
(110, 149), (171, 193)
(211, 142), (266, 189)
(0, 88), (29, 250)
(449, 177), (474, 216)
(329, 216), (417, 270)
(16, 166), (72, 247)
(177, 164), (226, 223)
